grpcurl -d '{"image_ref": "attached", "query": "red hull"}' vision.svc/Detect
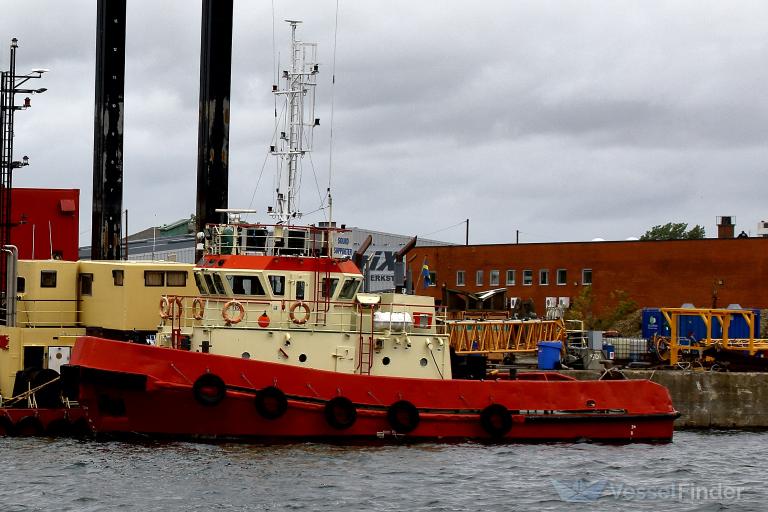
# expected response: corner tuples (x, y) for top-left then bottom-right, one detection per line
(71, 337), (678, 442)
(0, 407), (88, 437)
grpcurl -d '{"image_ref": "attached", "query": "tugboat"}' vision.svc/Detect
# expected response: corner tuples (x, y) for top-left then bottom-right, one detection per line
(67, 21), (678, 442)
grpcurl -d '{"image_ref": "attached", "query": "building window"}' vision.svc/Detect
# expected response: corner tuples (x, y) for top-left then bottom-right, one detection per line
(523, 269), (533, 286)
(427, 271), (437, 287)
(79, 274), (93, 296)
(506, 270), (516, 286)
(112, 269), (124, 286)
(166, 271), (187, 287)
(40, 270), (57, 288)
(476, 270), (483, 286)
(556, 269), (567, 285)
(539, 269), (549, 285)
(456, 270), (465, 287)
(582, 269), (593, 285)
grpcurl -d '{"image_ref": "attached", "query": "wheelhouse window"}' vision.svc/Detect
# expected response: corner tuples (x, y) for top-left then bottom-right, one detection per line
(227, 275), (266, 296)
(522, 270), (533, 286)
(456, 270), (465, 287)
(212, 273), (227, 295)
(194, 273), (207, 294)
(40, 270), (57, 288)
(506, 270), (516, 286)
(582, 269), (593, 285)
(144, 271), (164, 287)
(268, 275), (286, 296)
(475, 270), (483, 286)
(166, 271), (187, 287)
(557, 269), (567, 286)
(79, 273), (93, 296)
(321, 277), (339, 298)
(338, 278), (360, 300)
(539, 269), (549, 286)
(490, 270), (500, 286)
(112, 269), (124, 286)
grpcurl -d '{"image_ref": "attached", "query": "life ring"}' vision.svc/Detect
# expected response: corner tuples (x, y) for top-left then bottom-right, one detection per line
(289, 301), (311, 325)
(192, 297), (206, 320)
(480, 403), (512, 438)
(387, 400), (420, 433)
(222, 300), (245, 324)
(324, 396), (357, 430)
(192, 373), (226, 406)
(159, 296), (170, 319)
(254, 386), (288, 420)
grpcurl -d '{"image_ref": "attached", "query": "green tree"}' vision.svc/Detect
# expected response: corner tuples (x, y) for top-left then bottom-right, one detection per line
(565, 287), (638, 333)
(640, 222), (705, 240)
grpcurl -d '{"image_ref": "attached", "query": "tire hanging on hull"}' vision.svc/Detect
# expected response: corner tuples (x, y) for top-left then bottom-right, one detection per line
(324, 397), (357, 430)
(387, 400), (420, 433)
(480, 404), (512, 438)
(254, 386), (288, 420)
(192, 374), (226, 406)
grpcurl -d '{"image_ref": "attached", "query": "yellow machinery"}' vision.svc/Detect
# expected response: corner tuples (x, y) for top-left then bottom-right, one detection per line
(659, 307), (768, 365)
(447, 318), (566, 357)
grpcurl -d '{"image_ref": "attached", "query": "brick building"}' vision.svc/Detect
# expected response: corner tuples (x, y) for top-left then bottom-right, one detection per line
(410, 238), (768, 315)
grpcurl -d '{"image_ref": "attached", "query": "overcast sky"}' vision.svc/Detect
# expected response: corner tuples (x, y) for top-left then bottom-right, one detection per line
(1, 1), (767, 245)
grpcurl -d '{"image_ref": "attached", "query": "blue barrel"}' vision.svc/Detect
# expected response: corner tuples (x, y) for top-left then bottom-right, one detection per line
(537, 341), (562, 370)
(602, 343), (615, 360)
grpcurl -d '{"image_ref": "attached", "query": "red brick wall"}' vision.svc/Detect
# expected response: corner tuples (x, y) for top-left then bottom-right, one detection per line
(411, 238), (768, 314)
(10, 188), (80, 261)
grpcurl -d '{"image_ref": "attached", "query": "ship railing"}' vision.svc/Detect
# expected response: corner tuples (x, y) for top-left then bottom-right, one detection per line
(14, 298), (82, 328)
(161, 294), (446, 336)
(446, 317), (567, 355)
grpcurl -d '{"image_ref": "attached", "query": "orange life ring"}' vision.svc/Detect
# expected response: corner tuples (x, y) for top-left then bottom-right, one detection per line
(159, 296), (170, 319)
(192, 297), (206, 320)
(168, 296), (184, 320)
(289, 301), (311, 325)
(222, 300), (245, 324)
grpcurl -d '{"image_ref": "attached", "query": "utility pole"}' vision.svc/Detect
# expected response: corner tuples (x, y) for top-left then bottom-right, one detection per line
(465, 218), (469, 246)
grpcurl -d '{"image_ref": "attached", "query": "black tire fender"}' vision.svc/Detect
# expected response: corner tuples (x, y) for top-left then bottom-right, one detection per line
(480, 403), (512, 438)
(254, 386), (288, 420)
(192, 373), (226, 406)
(387, 400), (420, 433)
(324, 396), (357, 430)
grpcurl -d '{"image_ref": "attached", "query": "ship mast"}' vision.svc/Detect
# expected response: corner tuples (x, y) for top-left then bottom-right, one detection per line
(270, 20), (318, 224)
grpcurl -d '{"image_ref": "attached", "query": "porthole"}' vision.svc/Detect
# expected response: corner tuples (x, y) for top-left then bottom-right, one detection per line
(299, 353), (307, 363)
(242, 352), (251, 359)
(382, 357), (390, 366)
(419, 358), (428, 367)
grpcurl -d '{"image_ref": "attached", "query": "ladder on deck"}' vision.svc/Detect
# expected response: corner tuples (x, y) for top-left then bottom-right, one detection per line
(357, 307), (374, 375)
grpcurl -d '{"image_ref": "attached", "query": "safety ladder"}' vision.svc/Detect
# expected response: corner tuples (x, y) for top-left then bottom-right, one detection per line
(357, 307), (374, 375)
(314, 268), (332, 326)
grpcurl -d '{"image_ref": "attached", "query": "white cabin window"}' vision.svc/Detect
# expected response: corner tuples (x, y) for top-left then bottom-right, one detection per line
(321, 277), (339, 298)
(227, 275), (266, 296)
(268, 275), (286, 296)
(194, 273), (207, 294)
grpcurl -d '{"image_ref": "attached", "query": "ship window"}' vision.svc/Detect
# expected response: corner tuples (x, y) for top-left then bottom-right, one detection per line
(144, 271), (164, 287)
(41, 270), (57, 288)
(321, 277), (339, 298)
(203, 274), (217, 295)
(166, 271), (187, 287)
(212, 273), (227, 295)
(194, 273), (207, 294)
(227, 275), (266, 296)
(296, 281), (306, 300)
(79, 273), (94, 296)
(268, 275), (286, 296)
(338, 278), (360, 300)
(112, 269), (124, 286)
(17, 277), (25, 294)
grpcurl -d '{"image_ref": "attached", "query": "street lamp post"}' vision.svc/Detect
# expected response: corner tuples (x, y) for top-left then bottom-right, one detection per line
(0, 37), (47, 324)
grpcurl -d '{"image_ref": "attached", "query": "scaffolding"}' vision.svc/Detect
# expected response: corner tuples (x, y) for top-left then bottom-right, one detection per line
(447, 318), (566, 356)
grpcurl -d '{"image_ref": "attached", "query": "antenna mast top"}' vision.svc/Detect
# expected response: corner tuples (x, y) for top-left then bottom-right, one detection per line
(270, 20), (319, 224)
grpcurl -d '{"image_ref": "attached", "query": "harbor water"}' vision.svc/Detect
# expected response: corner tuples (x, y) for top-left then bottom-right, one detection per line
(0, 431), (765, 511)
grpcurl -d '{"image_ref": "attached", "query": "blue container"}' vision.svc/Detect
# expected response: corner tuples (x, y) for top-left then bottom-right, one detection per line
(602, 343), (615, 360)
(537, 341), (562, 370)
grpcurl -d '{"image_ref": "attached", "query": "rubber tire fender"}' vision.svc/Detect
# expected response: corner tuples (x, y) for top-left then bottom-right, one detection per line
(324, 396), (357, 430)
(192, 373), (227, 406)
(480, 403), (512, 438)
(254, 386), (288, 420)
(387, 400), (420, 433)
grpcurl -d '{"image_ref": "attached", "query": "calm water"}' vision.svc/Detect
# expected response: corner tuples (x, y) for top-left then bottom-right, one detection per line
(0, 431), (765, 511)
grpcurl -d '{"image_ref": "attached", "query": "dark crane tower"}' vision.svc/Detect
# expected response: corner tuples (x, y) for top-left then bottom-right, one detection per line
(196, 0), (234, 260)
(91, 0), (127, 260)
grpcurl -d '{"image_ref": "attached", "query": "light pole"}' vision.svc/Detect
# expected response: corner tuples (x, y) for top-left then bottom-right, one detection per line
(0, 37), (47, 324)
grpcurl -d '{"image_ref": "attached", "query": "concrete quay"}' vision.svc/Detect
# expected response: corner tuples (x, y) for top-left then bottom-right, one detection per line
(558, 370), (768, 429)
